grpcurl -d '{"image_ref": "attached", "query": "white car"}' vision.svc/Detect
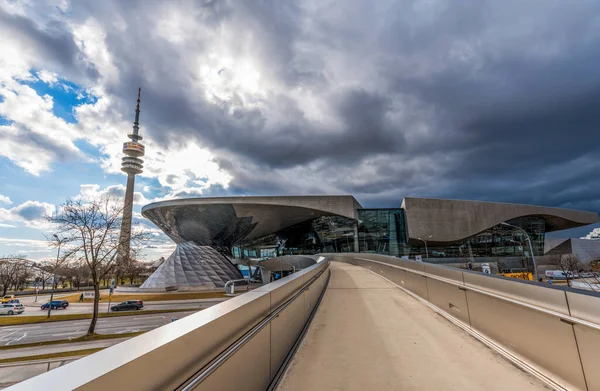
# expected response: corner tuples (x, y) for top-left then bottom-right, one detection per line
(0, 303), (25, 315)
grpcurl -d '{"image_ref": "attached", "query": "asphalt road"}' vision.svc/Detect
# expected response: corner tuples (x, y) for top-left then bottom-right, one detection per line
(6, 291), (226, 317)
(15, 299), (223, 316)
(0, 310), (197, 346)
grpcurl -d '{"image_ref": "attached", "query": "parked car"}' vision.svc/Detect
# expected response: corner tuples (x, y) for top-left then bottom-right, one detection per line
(0, 303), (24, 315)
(41, 300), (69, 310)
(111, 300), (143, 311)
(1, 295), (15, 303)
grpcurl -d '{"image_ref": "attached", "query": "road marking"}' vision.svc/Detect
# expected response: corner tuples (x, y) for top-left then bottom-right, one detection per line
(0, 326), (25, 331)
(133, 316), (165, 320)
(0, 329), (22, 341)
(51, 332), (81, 337)
(5, 333), (27, 345)
(21, 326), (42, 329)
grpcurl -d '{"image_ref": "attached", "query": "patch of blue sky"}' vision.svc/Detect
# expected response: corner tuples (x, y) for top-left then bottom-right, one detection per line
(0, 155), (123, 206)
(73, 139), (103, 160)
(184, 177), (207, 188)
(23, 73), (97, 124)
(137, 176), (169, 199)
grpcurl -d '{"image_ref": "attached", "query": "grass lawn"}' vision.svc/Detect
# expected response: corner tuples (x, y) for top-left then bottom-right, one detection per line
(60, 291), (228, 303)
(0, 348), (105, 364)
(0, 331), (146, 351)
(0, 308), (194, 327)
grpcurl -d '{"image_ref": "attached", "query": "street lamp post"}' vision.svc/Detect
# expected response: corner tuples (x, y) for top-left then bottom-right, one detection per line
(48, 234), (63, 319)
(501, 222), (538, 281)
(417, 235), (433, 259)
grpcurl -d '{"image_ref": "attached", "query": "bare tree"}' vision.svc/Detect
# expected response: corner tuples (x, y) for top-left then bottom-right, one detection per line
(47, 197), (148, 336)
(549, 254), (582, 287)
(124, 260), (144, 285)
(0, 256), (32, 296)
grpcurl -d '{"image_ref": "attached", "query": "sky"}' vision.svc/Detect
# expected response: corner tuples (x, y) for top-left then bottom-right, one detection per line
(1, 0), (599, 261)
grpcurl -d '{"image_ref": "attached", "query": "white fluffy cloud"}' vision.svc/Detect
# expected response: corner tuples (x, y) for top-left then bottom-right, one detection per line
(77, 183), (153, 205)
(0, 194), (12, 205)
(36, 69), (58, 85)
(0, 81), (84, 175)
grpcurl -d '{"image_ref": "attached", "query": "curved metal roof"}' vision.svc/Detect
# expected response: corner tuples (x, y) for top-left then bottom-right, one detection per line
(141, 195), (361, 246)
(402, 197), (600, 244)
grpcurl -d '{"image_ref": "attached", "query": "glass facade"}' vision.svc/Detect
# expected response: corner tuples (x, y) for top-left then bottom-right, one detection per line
(233, 215), (358, 258)
(230, 208), (547, 270)
(408, 217), (546, 271)
(357, 209), (408, 257)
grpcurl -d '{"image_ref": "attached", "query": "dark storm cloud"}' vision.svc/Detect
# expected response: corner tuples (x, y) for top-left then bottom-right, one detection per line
(9, 1), (600, 216)
(0, 8), (98, 82)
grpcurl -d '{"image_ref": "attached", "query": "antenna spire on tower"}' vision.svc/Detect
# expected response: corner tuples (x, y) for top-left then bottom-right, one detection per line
(132, 87), (142, 137)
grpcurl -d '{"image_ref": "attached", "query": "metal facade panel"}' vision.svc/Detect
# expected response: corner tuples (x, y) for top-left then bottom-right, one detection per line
(573, 324), (600, 391)
(466, 290), (586, 391)
(565, 290), (600, 325)
(140, 242), (243, 289)
(194, 326), (271, 391)
(463, 272), (570, 315)
(269, 297), (306, 379)
(426, 278), (470, 325)
(402, 197), (599, 243)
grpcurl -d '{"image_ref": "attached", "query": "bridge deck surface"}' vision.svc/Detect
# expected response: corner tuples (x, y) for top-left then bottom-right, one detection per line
(278, 262), (548, 390)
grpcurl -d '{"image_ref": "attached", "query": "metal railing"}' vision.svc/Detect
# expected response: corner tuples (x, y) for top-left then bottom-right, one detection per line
(327, 253), (600, 391)
(5, 259), (331, 391)
(180, 269), (327, 390)
(224, 278), (249, 294)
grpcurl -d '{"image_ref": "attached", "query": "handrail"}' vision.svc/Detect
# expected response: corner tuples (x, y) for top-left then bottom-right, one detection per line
(224, 278), (248, 294)
(356, 257), (600, 332)
(179, 266), (326, 390)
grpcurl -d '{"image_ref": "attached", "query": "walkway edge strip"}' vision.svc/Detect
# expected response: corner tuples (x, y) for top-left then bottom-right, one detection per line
(267, 269), (331, 391)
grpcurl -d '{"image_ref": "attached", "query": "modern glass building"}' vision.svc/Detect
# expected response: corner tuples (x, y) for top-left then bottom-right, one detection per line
(140, 195), (599, 289)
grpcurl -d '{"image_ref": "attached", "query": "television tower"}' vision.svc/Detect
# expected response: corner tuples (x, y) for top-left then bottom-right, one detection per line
(117, 88), (145, 263)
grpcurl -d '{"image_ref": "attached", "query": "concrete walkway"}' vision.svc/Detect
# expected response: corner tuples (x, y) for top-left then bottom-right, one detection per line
(279, 262), (549, 391)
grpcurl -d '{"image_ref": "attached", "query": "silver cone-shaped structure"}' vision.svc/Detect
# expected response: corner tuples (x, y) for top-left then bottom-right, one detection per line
(140, 242), (242, 289)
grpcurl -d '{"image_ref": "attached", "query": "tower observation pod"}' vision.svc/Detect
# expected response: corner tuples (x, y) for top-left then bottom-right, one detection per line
(117, 88), (145, 263)
(121, 89), (145, 174)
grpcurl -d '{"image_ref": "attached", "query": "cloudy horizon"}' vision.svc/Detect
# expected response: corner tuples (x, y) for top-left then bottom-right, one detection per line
(1, 0), (599, 261)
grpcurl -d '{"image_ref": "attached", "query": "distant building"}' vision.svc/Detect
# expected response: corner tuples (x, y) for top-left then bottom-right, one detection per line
(545, 238), (600, 264)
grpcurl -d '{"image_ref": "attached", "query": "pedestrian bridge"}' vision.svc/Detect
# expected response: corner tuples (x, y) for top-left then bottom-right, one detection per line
(8, 254), (600, 391)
